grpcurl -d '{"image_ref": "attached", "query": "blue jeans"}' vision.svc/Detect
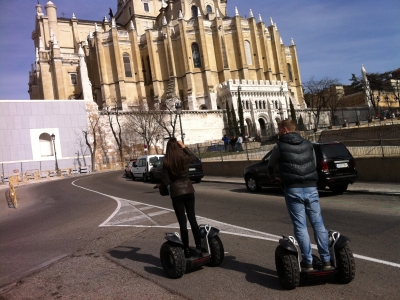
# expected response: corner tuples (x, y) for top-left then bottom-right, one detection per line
(284, 187), (330, 264)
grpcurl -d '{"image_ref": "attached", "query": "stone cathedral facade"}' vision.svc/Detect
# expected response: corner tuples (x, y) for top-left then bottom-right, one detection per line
(29, 0), (306, 140)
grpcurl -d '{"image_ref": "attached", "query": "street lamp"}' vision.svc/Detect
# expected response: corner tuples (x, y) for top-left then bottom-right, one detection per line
(50, 133), (59, 174)
(175, 101), (185, 143)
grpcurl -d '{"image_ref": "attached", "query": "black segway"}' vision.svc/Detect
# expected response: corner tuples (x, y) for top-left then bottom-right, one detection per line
(160, 224), (224, 279)
(275, 230), (356, 290)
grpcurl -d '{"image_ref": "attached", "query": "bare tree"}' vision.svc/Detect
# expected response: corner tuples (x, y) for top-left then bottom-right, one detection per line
(303, 77), (341, 129)
(82, 109), (100, 171)
(125, 103), (163, 155)
(154, 99), (181, 139)
(104, 101), (124, 163)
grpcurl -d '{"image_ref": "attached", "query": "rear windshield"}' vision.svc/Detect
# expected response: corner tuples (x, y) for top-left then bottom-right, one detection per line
(149, 156), (162, 164)
(320, 144), (352, 159)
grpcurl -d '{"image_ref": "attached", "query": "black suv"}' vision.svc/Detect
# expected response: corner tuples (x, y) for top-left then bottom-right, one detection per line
(243, 142), (357, 194)
(149, 157), (204, 183)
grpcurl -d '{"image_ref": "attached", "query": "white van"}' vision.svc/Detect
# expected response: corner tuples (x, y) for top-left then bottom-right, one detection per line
(131, 155), (164, 182)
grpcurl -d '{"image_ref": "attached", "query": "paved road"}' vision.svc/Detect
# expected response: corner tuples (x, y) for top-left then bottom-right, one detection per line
(1, 171), (399, 299)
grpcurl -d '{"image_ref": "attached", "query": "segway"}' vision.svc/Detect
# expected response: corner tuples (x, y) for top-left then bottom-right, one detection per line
(160, 224), (224, 279)
(275, 230), (356, 290)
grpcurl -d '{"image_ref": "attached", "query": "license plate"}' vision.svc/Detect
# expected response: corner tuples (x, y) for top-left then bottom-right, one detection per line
(189, 168), (196, 171)
(336, 163), (348, 168)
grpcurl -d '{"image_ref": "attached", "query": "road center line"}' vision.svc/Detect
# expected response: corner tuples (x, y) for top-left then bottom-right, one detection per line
(71, 179), (400, 269)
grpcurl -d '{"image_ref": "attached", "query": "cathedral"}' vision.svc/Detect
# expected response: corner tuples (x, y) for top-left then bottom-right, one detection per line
(29, 0), (306, 139)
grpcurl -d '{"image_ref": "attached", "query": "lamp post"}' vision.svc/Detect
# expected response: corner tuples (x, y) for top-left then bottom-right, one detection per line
(175, 101), (185, 143)
(50, 133), (59, 174)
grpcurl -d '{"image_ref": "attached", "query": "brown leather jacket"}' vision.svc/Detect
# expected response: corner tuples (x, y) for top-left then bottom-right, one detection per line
(161, 148), (197, 198)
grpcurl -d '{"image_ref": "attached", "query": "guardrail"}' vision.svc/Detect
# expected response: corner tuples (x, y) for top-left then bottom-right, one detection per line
(1, 162), (126, 185)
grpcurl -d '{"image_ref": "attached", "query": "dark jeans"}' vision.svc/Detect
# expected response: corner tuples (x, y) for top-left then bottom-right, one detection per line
(172, 193), (201, 248)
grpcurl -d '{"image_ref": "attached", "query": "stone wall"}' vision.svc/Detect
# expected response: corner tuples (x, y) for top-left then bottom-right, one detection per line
(202, 157), (400, 182)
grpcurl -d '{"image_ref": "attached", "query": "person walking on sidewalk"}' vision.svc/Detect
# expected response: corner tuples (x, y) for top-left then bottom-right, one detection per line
(267, 119), (331, 270)
(222, 135), (229, 152)
(236, 134), (243, 152)
(159, 138), (202, 258)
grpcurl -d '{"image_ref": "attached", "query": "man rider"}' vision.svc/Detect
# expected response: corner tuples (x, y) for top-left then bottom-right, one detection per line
(268, 119), (331, 270)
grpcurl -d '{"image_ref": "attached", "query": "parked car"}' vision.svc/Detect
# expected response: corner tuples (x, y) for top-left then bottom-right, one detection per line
(206, 144), (225, 152)
(131, 155), (164, 182)
(124, 159), (137, 178)
(243, 141), (357, 194)
(149, 156), (204, 183)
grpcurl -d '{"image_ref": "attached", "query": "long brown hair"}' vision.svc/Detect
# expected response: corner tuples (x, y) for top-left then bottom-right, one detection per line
(163, 138), (184, 176)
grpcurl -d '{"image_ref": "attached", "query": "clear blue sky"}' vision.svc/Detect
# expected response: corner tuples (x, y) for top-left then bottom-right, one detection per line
(0, 0), (398, 100)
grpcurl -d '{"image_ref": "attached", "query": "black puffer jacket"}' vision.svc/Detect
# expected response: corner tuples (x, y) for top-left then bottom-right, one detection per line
(278, 132), (318, 188)
(161, 148), (198, 198)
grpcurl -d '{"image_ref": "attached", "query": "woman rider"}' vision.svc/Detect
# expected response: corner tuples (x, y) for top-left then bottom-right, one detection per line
(160, 138), (202, 258)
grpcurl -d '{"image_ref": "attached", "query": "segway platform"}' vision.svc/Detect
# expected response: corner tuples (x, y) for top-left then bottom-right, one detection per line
(275, 231), (356, 289)
(160, 225), (224, 279)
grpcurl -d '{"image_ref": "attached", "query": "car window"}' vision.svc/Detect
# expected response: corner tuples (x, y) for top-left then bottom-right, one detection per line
(321, 144), (352, 159)
(149, 156), (159, 165)
(262, 151), (272, 162)
(139, 159), (146, 167)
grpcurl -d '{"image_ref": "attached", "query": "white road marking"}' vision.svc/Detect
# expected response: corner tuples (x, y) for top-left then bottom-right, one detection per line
(72, 179), (400, 268)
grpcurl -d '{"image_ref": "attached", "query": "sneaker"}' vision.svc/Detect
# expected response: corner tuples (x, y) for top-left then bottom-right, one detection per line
(323, 261), (332, 269)
(300, 261), (313, 271)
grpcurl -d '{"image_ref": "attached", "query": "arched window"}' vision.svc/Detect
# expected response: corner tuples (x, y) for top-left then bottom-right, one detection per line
(200, 104), (208, 110)
(206, 5), (212, 13)
(255, 101), (258, 109)
(192, 43), (201, 68)
(191, 6), (198, 17)
(143, 3), (149, 12)
(246, 101), (249, 109)
(244, 40), (253, 65)
(123, 53), (132, 77)
(275, 101), (278, 109)
(263, 101), (266, 109)
(287, 63), (293, 82)
(39, 133), (53, 157)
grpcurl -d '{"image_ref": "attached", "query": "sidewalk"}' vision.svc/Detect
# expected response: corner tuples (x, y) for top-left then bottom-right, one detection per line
(201, 176), (400, 196)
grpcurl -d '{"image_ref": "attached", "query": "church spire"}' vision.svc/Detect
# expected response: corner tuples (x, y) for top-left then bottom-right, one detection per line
(235, 7), (239, 16)
(249, 9), (253, 18)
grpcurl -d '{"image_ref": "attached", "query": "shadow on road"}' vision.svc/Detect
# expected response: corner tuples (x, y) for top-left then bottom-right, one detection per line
(220, 255), (283, 290)
(107, 246), (165, 277)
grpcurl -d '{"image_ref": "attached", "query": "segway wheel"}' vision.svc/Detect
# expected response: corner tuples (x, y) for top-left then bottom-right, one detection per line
(275, 246), (300, 290)
(335, 245), (356, 284)
(160, 242), (186, 279)
(208, 235), (224, 267)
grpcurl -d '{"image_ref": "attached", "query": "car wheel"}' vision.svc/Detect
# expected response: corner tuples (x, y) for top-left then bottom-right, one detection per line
(195, 179), (201, 183)
(131, 174), (135, 181)
(329, 184), (348, 194)
(150, 173), (155, 183)
(245, 175), (261, 193)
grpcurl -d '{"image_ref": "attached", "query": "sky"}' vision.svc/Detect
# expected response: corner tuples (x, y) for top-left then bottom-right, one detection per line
(0, 0), (398, 100)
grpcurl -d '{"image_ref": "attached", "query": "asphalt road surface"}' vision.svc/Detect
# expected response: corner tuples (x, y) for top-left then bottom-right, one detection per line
(1, 171), (399, 299)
